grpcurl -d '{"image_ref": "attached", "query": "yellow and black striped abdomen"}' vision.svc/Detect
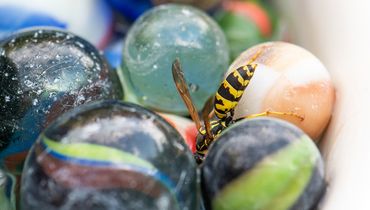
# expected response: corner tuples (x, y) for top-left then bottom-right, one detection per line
(214, 64), (257, 119)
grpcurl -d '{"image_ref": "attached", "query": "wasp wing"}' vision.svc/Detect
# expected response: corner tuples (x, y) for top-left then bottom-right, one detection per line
(172, 58), (202, 131)
(201, 96), (214, 140)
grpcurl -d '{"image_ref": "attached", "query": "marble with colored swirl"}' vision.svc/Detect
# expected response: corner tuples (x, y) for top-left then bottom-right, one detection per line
(201, 118), (326, 210)
(21, 100), (198, 210)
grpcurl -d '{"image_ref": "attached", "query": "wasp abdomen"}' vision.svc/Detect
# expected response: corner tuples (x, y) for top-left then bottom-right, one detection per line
(214, 64), (257, 119)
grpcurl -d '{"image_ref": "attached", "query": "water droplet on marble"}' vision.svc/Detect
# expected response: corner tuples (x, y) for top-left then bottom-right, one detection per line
(311, 104), (319, 110)
(189, 83), (199, 92)
(77, 95), (85, 102)
(49, 92), (56, 98)
(75, 41), (85, 48)
(55, 32), (64, 37)
(24, 80), (33, 87)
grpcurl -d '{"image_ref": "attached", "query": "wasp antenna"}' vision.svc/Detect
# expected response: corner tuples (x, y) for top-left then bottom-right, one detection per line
(173, 58), (181, 70)
(247, 45), (266, 64)
(202, 96), (214, 140)
(172, 59), (202, 131)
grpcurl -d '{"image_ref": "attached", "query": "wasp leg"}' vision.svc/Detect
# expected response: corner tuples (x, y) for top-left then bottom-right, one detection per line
(194, 152), (205, 164)
(194, 149), (208, 164)
(196, 138), (213, 154)
(240, 110), (305, 121)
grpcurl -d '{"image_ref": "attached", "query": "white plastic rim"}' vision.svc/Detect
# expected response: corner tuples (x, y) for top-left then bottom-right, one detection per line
(276, 1), (370, 210)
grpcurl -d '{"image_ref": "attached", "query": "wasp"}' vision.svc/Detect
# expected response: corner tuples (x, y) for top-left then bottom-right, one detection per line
(172, 48), (304, 164)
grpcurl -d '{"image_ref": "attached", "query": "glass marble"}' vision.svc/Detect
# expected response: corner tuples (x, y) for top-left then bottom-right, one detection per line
(0, 28), (123, 174)
(151, 0), (221, 11)
(106, 0), (153, 21)
(120, 4), (229, 114)
(104, 38), (125, 69)
(21, 100), (198, 210)
(216, 1), (276, 60)
(158, 113), (197, 153)
(227, 42), (335, 141)
(0, 168), (16, 210)
(201, 118), (325, 210)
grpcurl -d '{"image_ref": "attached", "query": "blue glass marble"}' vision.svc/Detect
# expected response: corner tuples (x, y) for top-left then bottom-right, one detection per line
(106, 0), (153, 21)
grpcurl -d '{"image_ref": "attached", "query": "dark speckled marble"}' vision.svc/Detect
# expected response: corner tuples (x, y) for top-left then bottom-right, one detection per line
(0, 28), (123, 174)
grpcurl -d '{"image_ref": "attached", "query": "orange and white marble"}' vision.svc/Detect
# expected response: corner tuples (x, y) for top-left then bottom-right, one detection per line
(227, 42), (335, 141)
(158, 113), (197, 153)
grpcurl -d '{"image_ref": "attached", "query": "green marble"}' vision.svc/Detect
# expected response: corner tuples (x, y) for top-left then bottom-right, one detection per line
(201, 118), (325, 210)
